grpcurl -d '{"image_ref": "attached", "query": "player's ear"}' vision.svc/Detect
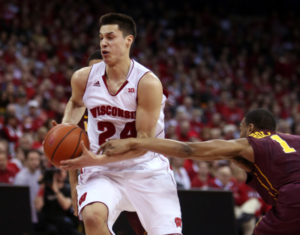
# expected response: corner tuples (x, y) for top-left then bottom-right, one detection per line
(125, 35), (134, 48)
(247, 123), (255, 134)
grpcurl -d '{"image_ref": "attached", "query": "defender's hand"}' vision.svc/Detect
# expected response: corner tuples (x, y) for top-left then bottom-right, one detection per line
(51, 120), (58, 127)
(99, 138), (135, 156)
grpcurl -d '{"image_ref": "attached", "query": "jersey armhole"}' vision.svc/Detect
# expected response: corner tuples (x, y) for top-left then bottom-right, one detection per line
(136, 71), (151, 104)
(82, 65), (94, 102)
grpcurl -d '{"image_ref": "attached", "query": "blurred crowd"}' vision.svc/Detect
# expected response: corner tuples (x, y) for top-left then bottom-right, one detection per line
(1, 0), (300, 234)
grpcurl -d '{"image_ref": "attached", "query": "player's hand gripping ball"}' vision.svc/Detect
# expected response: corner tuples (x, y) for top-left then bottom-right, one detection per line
(43, 124), (89, 167)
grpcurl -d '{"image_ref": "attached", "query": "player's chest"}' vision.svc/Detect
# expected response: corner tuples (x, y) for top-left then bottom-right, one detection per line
(105, 79), (128, 95)
(87, 83), (137, 108)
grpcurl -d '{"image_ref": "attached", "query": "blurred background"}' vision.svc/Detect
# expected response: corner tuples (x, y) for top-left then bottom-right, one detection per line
(1, 0), (300, 234)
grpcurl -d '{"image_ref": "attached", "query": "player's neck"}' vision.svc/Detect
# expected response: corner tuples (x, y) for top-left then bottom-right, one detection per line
(106, 57), (131, 82)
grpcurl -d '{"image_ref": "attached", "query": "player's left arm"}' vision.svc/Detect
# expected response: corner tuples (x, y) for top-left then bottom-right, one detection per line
(132, 138), (251, 161)
(133, 72), (163, 143)
(102, 137), (254, 165)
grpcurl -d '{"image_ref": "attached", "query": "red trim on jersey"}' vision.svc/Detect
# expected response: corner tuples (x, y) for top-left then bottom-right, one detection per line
(83, 65), (94, 97)
(102, 75), (129, 96)
(136, 71), (151, 104)
(79, 192), (87, 206)
(163, 87), (169, 98)
(102, 60), (134, 96)
(136, 71), (168, 104)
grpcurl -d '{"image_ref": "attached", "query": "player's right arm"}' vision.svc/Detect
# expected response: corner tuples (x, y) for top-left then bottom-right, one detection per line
(62, 67), (91, 124)
(61, 66), (91, 216)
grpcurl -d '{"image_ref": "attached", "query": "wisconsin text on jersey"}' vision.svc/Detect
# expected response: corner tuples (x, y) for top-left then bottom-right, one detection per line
(90, 105), (136, 119)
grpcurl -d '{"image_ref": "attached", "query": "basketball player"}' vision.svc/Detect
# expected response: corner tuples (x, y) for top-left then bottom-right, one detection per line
(77, 49), (146, 235)
(60, 13), (182, 235)
(89, 109), (299, 235)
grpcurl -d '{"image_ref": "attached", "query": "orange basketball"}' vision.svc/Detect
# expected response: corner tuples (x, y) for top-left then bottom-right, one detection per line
(43, 123), (90, 166)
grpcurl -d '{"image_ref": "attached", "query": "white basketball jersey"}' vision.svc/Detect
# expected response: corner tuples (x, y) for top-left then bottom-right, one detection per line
(82, 59), (168, 174)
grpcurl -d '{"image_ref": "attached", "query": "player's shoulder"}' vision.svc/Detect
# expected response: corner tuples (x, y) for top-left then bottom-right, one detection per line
(139, 71), (162, 90)
(235, 138), (251, 147)
(132, 59), (162, 89)
(73, 66), (92, 79)
(71, 66), (93, 88)
(133, 59), (150, 72)
(133, 59), (158, 79)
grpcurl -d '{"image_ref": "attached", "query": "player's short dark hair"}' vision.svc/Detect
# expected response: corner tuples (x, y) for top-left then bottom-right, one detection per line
(245, 109), (276, 131)
(88, 50), (102, 63)
(99, 13), (136, 38)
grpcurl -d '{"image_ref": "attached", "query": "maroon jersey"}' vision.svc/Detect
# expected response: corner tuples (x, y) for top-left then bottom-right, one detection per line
(78, 110), (88, 132)
(247, 131), (300, 206)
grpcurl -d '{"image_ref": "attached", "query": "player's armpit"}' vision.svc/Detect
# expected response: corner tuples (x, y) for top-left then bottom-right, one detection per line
(62, 67), (90, 124)
(232, 156), (254, 172)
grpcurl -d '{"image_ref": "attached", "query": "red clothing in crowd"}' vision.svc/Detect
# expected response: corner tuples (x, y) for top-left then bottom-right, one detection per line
(0, 163), (17, 184)
(191, 175), (215, 188)
(2, 125), (22, 143)
(6, 161), (20, 175)
(209, 177), (239, 193)
(184, 159), (198, 181)
(235, 182), (271, 217)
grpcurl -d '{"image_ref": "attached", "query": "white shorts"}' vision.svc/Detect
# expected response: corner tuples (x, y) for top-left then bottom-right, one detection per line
(77, 169), (182, 235)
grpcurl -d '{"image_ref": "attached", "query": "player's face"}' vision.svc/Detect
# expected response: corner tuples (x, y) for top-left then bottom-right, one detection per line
(99, 24), (132, 65)
(27, 152), (41, 171)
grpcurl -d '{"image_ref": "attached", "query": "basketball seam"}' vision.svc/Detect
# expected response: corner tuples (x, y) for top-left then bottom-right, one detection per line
(51, 127), (78, 161)
(70, 130), (83, 159)
(44, 124), (66, 143)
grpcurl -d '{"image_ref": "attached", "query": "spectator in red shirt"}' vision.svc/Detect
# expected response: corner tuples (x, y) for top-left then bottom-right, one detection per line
(205, 164), (258, 235)
(9, 146), (25, 172)
(191, 161), (214, 189)
(32, 126), (48, 151)
(2, 113), (22, 156)
(183, 159), (198, 181)
(209, 165), (238, 191)
(170, 157), (191, 189)
(233, 167), (266, 235)
(0, 151), (17, 184)
(22, 100), (46, 132)
(176, 120), (199, 141)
